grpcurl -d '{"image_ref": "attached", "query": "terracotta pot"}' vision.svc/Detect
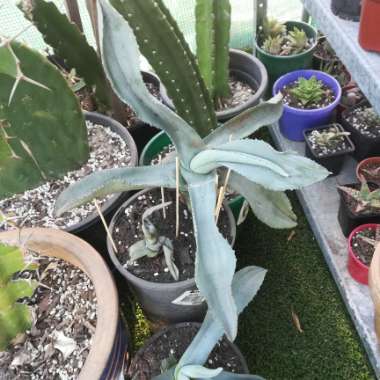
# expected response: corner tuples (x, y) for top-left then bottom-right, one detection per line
(369, 236), (380, 339)
(348, 223), (379, 285)
(0, 228), (129, 380)
(356, 157), (380, 186)
(359, 0), (380, 52)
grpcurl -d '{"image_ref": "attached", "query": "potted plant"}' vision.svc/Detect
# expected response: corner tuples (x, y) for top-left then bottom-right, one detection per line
(337, 181), (380, 236)
(0, 37), (138, 252)
(107, 188), (235, 324)
(341, 102), (380, 160)
(331, 0), (362, 21)
(273, 70), (342, 141)
(255, 18), (318, 89)
(357, 157), (380, 186)
(348, 224), (380, 284)
(0, 228), (128, 379)
(128, 266), (266, 380)
(337, 81), (365, 123)
(55, 0), (328, 342)
(359, 0), (380, 52)
(303, 124), (355, 176)
(369, 232), (380, 339)
(156, 0), (268, 122)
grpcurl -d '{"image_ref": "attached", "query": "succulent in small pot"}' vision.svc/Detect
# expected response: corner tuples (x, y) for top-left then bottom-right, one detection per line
(303, 123), (354, 176)
(359, 0), (380, 52)
(0, 228), (128, 379)
(348, 224), (380, 284)
(331, 0), (362, 21)
(337, 181), (380, 236)
(341, 102), (380, 160)
(128, 265), (267, 380)
(107, 188), (236, 324)
(273, 69), (342, 141)
(356, 157), (380, 186)
(337, 81), (365, 123)
(255, 19), (318, 88)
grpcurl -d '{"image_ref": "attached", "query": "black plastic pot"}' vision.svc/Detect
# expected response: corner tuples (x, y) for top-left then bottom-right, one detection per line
(337, 183), (380, 236)
(127, 322), (249, 378)
(331, 0), (362, 21)
(341, 101), (380, 161)
(107, 188), (237, 324)
(303, 124), (355, 176)
(160, 49), (268, 122)
(66, 112), (138, 256)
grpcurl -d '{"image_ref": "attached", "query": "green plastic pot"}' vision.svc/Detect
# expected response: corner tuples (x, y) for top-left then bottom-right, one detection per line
(255, 21), (318, 92)
(140, 131), (245, 221)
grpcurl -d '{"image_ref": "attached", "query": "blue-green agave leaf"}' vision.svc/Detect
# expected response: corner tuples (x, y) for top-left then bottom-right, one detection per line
(190, 139), (329, 191)
(55, 164), (176, 216)
(229, 172), (297, 229)
(204, 94), (283, 147)
(200, 372), (265, 380)
(177, 266), (267, 369)
(179, 365), (223, 379)
(98, 0), (205, 167)
(182, 169), (237, 341)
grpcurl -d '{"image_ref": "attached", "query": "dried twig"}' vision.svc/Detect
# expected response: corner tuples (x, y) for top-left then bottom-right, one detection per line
(175, 157), (180, 238)
(94, 199), (118, 253)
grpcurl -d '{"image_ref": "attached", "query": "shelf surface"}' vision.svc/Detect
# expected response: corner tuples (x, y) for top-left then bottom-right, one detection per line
(302, 0), (380, 114)
(269, 124), (380, 378)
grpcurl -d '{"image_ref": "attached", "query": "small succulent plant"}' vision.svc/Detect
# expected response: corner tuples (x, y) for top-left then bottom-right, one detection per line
(311, 125), (350, 149)
(0, 243), (38, 351)
(127, 201), (179, 281)
(261, 18), (310, 56)
(358, 107), (380, 127)
(339, 181), (380, 213)
(357, 225), (380, 251)
(290, 76), (325, 107)
(360, 166), (380, 186)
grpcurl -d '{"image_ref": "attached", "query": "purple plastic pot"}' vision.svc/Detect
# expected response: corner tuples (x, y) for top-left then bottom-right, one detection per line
(273, 69), (342, 141)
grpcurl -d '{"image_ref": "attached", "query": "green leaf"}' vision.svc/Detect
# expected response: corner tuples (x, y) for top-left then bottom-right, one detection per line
(110, 0), (216, 137)
(0, 244), (25, 286)
(202, 372), (265, 380)
(190, 140), (329, 191)
(179, 365), (223, 379)
(0, 279), (38, 310)
(55, 163), (178, 216)
(183, 170), (237, 341)
(204, 95), (283, 147)
(177, 266), (267, 369)
(98, 0), (205, 167)
(0, 46), (17, 78)
(228, 172), (297, 229)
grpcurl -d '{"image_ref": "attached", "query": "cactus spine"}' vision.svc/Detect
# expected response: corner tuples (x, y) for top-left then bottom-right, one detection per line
(0, 243), (38, 351)
(0, 39), (89, 199)
(196, 0), (231, 101)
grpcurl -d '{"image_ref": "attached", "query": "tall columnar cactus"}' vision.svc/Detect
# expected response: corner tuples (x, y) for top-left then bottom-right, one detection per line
(196, 0), (231, 101)
(0, 243), (38, 351)
(0, 38), (89, 199)
(18, 0), (111, 112)
(55, 0), (329, 344)
(110, 0), (217, 137)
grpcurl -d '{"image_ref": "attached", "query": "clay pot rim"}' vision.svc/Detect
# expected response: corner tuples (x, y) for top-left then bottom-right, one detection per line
(0, 228), (119, 380)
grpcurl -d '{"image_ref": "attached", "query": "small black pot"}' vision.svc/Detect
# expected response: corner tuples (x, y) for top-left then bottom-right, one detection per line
(341, 101), (380, 161)
(127, 322), (249, 379)
(303, 124), (355, 176)
(160, 49), (268, 122)
(66, 112), (138, 255)
(107, 189), (237, 325)
(337, 183), (380, 236)
(331, 0), (362, 21)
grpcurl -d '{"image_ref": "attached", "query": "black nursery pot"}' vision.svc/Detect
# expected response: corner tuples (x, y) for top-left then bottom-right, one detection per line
(331, 0), (362, 21)
(107, 189), (237, 325)
(160, 49), (268, 122)
(127, 322), (249, 379)
(66, 112), (138, 255)
(303, 124), (355, 176)
(341, 102), (380, 161)
(337, 183), (380, 236)
(128, 71), (161, 155)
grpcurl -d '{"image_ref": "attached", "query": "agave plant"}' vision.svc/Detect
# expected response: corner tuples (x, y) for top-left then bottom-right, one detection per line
(128, 202), (178, 281)
(153, 266), (267, 380)
(290, 76), (325, 107)
(55, 0), (328, 341)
